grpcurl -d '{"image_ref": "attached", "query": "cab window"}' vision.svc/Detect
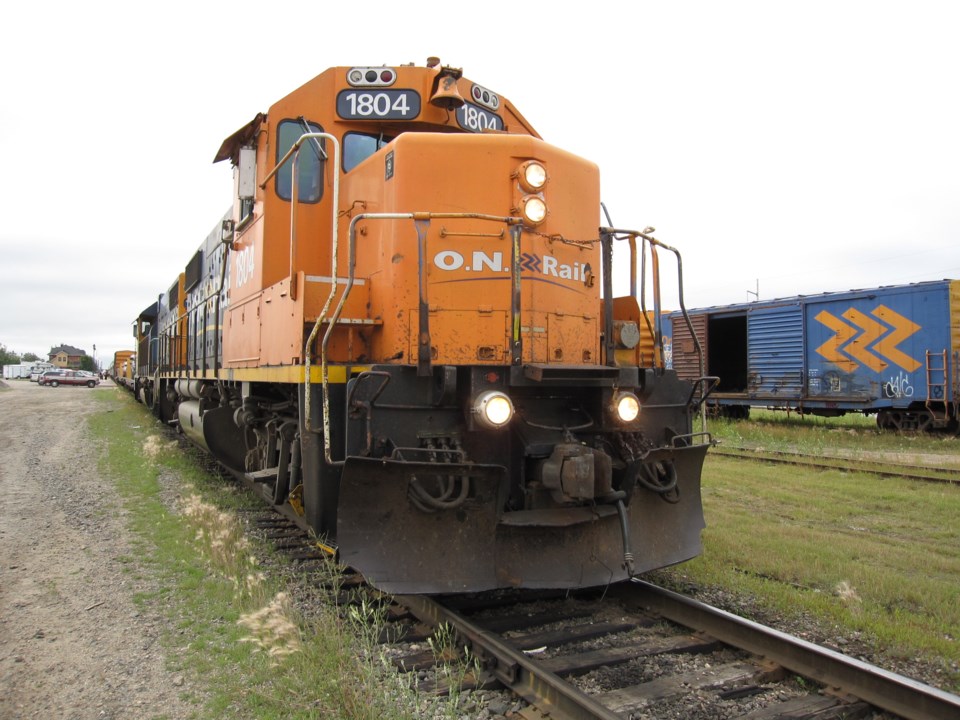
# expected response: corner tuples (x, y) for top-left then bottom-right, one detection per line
(276, 120), (324, 203)
(343, 131), (395, 173)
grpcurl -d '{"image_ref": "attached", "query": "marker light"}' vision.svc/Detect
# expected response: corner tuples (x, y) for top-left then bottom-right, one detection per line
(614, 392), (641, 423)
(521, 195), (547, 225)
(470, 84), (500, 110)
(346, 67), (396, 87)
(472, 390), (514, 429)
(517, 161), (547, 192)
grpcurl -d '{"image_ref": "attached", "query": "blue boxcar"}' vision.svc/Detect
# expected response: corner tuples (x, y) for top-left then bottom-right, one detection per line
(664, 280), (960, 430)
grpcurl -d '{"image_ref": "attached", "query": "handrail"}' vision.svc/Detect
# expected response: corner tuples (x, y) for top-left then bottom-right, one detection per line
(259, 131), (340, 303)
(600, 226), (707, 430)
(259, 132), (341, 450)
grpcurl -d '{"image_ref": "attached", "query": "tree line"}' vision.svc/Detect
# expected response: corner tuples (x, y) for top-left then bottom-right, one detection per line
(0, 343), (41, 365)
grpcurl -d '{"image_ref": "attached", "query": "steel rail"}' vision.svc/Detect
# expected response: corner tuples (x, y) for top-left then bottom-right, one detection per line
(625, 579), (960, 720)
(397, 594), (622, 720)
(712, 446), (960, 484)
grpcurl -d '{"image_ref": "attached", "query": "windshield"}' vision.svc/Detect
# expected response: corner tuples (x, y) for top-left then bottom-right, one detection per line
(343, 132), (395, 173)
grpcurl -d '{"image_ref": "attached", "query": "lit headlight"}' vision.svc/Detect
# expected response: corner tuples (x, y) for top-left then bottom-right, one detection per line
(613, 392), (641, 423)
(521, 195), (547, 225)
(472, 390), (514, 429)
(517, 161), (547, 192)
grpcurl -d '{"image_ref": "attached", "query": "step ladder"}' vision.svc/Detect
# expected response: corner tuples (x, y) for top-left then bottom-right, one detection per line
(925, 349), (949, 425)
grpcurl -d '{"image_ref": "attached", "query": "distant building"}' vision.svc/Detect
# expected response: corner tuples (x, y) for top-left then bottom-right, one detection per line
(49, 345), (87, 369)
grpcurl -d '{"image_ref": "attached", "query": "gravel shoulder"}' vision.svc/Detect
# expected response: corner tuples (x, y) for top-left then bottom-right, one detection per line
(0, 380), (198, 720)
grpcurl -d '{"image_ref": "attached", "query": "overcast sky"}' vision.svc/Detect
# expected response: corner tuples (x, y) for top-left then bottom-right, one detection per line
(2, 1), (958, 365)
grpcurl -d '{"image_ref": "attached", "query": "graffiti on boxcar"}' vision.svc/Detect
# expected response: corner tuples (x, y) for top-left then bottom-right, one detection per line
(883, 371), (915, 399)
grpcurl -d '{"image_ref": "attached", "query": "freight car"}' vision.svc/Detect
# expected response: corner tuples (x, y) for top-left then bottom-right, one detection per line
(665, 279), (960, 431)
(130, 59), (713, 594)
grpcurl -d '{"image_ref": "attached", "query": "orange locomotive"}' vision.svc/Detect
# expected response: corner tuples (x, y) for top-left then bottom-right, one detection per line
(112, 350), (135, 389)
(132, 59), (713, 593)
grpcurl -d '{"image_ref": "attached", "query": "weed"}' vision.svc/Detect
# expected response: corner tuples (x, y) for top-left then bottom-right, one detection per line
(237, 592), (303, 663)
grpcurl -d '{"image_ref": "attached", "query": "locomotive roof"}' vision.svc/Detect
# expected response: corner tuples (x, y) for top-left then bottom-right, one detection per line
(211, 60), (539, 166)
(137, 302), (158, 321)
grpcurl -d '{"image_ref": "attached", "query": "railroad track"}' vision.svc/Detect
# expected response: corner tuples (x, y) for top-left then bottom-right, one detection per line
(711, 445), (960, 484)
(235, 497), (960, 719)
(390, 582), (960, 720)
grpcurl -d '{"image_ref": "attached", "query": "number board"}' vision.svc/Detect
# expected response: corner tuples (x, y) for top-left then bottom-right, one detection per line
(337, 89), (421, 120)
(456, 102), (503, 132)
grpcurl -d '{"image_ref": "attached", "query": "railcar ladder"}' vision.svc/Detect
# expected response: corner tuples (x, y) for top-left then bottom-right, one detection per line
(925, 349), (949, 424)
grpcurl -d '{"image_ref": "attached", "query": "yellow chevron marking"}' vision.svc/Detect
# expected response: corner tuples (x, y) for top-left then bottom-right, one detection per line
(814, 311), (858, 372)
(841, 308), (888, 372)
(871, 305), (922, 372)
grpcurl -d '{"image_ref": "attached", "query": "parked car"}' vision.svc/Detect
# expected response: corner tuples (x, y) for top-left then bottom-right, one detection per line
(39, 369), (99, 388)
(29, 365), (55, 381)
(37, 370), (65, 386)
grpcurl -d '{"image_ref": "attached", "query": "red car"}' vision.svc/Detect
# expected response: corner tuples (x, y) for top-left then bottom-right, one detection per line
(39, 369), (99, 388)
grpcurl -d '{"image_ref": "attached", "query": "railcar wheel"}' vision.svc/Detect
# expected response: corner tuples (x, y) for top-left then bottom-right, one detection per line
(723, 405), (750, 420)
(877, 410), (898, 431)
(915, 411), (934, 433)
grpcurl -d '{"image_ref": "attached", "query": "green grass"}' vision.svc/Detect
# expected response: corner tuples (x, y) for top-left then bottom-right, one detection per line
(89, 389), (465, 719)
(709, 408), (960, 463)
(654, 438), (960, 691)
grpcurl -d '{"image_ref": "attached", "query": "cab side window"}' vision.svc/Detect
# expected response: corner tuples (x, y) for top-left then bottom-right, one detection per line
(276, 120), (324, 203)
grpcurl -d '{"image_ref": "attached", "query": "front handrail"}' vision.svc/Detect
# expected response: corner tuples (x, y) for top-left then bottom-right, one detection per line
(600, 225), (708, 429)
(688, 375), (721, 411)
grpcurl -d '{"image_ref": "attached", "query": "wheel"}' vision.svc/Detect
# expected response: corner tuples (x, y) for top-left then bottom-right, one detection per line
(50, 380), (59, 388)
(87, 380), (96, 388)
(914, 411), (934, 433)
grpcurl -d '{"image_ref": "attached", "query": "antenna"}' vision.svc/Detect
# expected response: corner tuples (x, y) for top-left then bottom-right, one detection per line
(747, 279), (759, 302)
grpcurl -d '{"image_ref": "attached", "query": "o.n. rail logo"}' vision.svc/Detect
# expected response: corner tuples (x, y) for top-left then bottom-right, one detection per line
(432, 249), (590, 283)
(814, 304), (921, 373)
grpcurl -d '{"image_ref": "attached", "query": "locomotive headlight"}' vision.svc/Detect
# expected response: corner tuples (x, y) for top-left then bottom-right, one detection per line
(613, 392), (641, 423)
(517, 161), (547, 192)
(472, 390), (514, 429)
(521, 195), (547, 225)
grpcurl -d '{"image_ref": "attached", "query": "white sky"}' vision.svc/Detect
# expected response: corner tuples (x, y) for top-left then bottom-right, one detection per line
(2, 1), (958, 365)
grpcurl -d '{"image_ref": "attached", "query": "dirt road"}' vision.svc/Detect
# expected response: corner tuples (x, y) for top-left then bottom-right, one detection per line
(0, 380), (197, 719)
